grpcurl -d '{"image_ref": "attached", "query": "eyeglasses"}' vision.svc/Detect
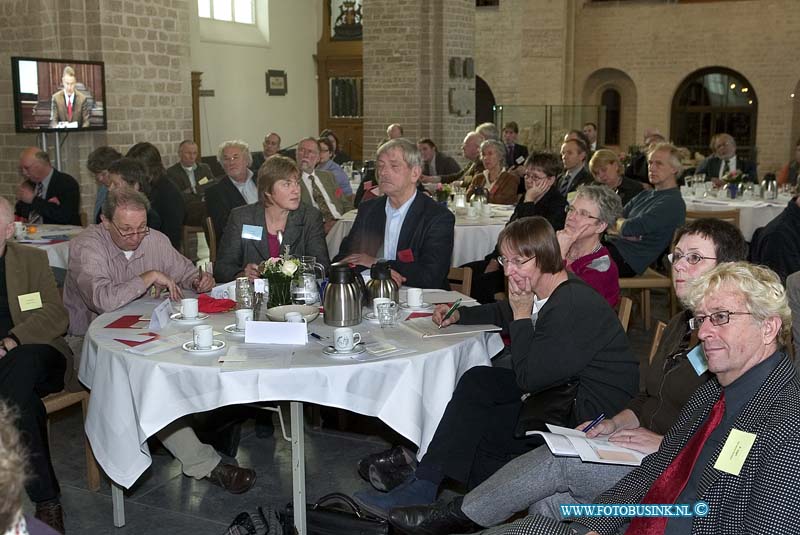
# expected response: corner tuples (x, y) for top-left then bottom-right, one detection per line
(668, 252), (716, 265)
(564, 205), (601, 221)
(688, 310), (752, 330)
(524, 170), (548, 181)
(497, 255), (535, 268)
(110, 220), (149, 239)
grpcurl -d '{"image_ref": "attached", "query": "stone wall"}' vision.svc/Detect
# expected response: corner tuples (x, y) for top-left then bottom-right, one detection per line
(0, 0), (192, 212)
(364, 0), (475, 163)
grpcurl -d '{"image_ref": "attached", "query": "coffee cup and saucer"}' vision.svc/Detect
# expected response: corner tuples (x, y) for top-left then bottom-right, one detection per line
(322, 327), (366, 358)
(224, 309), (252, 337)
(183, 325), (226, 354)
(171, 298), (209, 323)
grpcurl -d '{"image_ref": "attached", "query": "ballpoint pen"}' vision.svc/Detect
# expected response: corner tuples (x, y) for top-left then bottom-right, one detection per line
(581, 413), (605, 433)
(438, 298), (462, 329)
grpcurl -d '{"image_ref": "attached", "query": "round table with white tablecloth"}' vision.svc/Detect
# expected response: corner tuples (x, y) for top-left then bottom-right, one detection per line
(78, 297), (501, 530)
(682, 195), (787, 241)
(15, 224), (84, 268)
(326, 206), (512, 266)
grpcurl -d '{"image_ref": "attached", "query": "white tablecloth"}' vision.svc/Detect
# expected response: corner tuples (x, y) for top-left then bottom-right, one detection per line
(682, 196), (786, 241)
(326, 209), (508, 266)
(16, 224), (83, 269)
(79, 299), (501, 488)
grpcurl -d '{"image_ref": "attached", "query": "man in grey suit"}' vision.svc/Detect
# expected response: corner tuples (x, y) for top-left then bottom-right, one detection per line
(470, 262), (800, 535)
(165, 140), (215, 226)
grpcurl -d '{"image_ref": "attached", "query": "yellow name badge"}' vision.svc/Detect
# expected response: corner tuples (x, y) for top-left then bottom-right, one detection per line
(714, 429), (757, 476)
(18, 292), (43, 312)
(198, 177), (209, 185)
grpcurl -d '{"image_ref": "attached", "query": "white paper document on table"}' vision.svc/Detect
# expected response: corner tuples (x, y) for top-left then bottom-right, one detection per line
(528, 424), (646, 466)
(401, 317), (500, 338)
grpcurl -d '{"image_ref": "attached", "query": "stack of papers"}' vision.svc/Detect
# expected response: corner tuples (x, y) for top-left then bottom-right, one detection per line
(529, 424), (647, 466)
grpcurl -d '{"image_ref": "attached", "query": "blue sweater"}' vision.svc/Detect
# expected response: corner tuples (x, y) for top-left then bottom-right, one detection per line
(608, 187), (686, 274)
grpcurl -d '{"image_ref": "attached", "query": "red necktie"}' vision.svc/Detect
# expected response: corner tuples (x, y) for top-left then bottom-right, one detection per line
(67, 97), (73, 121)
(625, 392), (726, 535)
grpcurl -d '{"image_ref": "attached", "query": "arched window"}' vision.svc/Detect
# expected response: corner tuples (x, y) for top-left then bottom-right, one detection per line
(671, 67), (757, 160)
(602, 88), (620, 146)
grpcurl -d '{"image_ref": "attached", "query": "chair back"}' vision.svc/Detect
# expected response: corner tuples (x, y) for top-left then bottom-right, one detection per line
(617, 296), (633, 332)
(203, 216), (217, 263)
(685, 209), (740, 229)
(448, 266), (473, 296)
(649, 321), (667, 364)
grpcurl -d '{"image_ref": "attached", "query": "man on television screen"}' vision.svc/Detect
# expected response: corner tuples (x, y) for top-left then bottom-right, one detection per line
(49, 66), (90, 128)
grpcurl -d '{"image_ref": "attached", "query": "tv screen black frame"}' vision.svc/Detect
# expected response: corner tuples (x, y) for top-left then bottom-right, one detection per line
(11, 56), (108, 134)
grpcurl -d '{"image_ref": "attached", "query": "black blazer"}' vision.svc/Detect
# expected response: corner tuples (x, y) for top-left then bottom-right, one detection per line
(205, 175), (258, 242)
(149, 176), (185, 250)
(505, 143), (529, 169)
(15, 169), (81, 226)
(557, 167), (593, 196)
(333, 193), (455, 289)
(423, 152), (461, 177)
(697, 155), (758, 182)
(214, 202), (330, 283)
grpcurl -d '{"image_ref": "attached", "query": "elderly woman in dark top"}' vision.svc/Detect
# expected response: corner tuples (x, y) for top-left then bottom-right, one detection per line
(464, 152), (567, 304)
(215, 155), (329, 283)
(126, 142), (185, 250)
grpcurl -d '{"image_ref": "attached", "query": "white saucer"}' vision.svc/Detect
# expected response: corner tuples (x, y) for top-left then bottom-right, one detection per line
(223, 324), (246, 337)
(182, 339), (226, 355)
(363, 312), (380, 323)
(322, 345), (367, 358)
(171, 312), (209, 324)
(400, 302), (433, 311)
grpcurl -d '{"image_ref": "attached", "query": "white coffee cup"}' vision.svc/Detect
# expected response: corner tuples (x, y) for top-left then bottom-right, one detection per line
(334, 327), (361, 352)
(372, 297), (393, 317)
(235, 309), (253, 331)
(407, 287), (424, 308)
(192, 325), (214, 349)
(481, 204), (492, 217)
(13, 222), (25, 241)
(466, 206), (477, 218)
(285, 311), (306, 323)
(181, 298), (199, 319)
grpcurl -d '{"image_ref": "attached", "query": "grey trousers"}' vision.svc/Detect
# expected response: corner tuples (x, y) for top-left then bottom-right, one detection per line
(461, 444), (633, 527)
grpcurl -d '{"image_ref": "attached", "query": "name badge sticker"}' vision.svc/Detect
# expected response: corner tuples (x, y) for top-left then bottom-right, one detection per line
(687, 344), (709, 376)
(241, 225), (264, 241)
(18, 292), (42, 311)
(198, 177), (209, 185)
(714, 429), (756, 476)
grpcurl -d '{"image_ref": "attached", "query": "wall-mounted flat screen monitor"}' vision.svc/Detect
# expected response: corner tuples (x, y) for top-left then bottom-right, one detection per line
(11, 56), (107, 133)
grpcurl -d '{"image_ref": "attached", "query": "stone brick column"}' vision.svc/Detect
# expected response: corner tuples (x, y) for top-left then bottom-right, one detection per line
(363, 0), (475, 164)
(0, 0), (192, 212)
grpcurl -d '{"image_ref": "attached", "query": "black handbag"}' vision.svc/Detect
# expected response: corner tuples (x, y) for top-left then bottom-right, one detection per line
(282, 492), (390, 535)
(513, 379), (579, 438)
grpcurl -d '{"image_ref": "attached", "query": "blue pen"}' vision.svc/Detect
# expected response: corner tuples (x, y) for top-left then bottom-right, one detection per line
(581, 413), (605, 433)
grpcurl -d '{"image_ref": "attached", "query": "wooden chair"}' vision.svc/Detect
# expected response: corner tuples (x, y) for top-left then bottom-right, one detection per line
(685, 209), (740, 229)
(619, 268), (672, 330)
(181, 225), (203, 262)
(448, 266), (473, 296)
(202, 216), (217, 264)
(43, 390), (101, 491)
(617, 296), (633, 332)
(79, 211), (88, 227)
(649, 321), (668, 364)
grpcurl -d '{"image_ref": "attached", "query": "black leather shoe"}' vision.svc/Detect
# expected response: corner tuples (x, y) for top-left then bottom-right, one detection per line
(357, 445), (417, 491)
(205, 462), (257, 494)
(35, 501), (65, 534)
(389, 497), (478, 535)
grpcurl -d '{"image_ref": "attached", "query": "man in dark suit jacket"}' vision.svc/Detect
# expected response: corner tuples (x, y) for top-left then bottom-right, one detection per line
(485, 262), (800, 535)
(696, 133), (757, 183)
(14, 147), (81, 226)
(502, 122), (529, 170)
(205, 141), (259, 242)
(334, 138), (455, 290)
(165, 140), (215, 226)
(418, 138), (462, 178)
(557, 139), (593, 196)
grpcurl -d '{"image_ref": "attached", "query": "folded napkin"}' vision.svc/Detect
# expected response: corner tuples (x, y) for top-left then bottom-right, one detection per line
(199, 293), (236, 313)
(406, 312), (433, 320)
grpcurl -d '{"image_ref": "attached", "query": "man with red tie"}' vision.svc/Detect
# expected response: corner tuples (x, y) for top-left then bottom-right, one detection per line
(473, 262), (800, 535)
(48, 66), (90, 128)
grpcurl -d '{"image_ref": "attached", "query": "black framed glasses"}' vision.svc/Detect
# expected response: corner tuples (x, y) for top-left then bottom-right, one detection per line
(668, 251), (716, 265)
(564, 205), (602, 221)
(497, 255), (535, 268)
(688, 311), (752, 330)
(110, 220), (149, 239)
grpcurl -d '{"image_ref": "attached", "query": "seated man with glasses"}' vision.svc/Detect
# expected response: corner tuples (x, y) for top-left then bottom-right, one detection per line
(387, 218), (748, 535)
(353, 216), (639, 520)
(62, 188), (258, 495)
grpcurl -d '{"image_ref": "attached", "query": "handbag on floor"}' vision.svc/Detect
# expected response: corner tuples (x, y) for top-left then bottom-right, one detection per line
(281, 492), (390, 535)
(513, 379), (579, 438)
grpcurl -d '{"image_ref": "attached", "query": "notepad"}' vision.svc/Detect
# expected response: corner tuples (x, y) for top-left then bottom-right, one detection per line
(401, 316), (500, 338)
(528, 424), (646, 466)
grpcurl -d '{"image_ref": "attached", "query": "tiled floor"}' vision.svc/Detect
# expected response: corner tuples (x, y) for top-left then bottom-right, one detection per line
(33, 290), (671, 534)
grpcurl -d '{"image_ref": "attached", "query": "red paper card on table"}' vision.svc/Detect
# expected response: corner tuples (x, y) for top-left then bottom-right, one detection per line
(105, 315), (145, 329)
(406, 312), (433, 320)
(113, 332), (159, 347)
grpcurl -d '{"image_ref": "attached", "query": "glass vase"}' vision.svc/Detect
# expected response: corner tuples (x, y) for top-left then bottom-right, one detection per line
(264, 274), (292, 308)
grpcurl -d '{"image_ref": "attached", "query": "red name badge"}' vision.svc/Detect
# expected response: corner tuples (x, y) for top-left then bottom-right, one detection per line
(397, 248), (414, 263)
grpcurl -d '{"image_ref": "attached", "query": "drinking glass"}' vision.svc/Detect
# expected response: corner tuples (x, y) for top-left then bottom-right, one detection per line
(235, 277), (254, 309)
(377, 301), (398, 328)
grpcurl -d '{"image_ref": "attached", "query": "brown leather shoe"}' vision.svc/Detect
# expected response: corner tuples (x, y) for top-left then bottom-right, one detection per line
(205, 462), (256, 494)
(35, 501), (65, 534)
